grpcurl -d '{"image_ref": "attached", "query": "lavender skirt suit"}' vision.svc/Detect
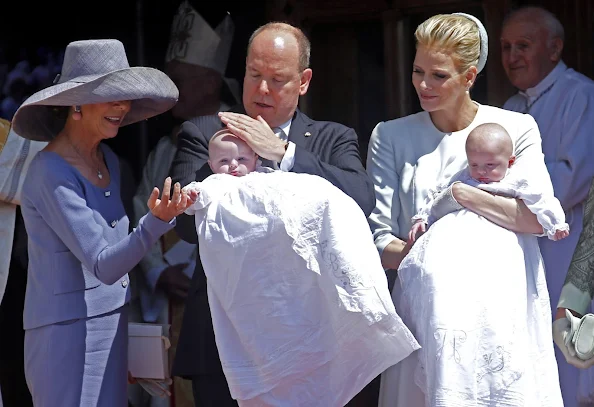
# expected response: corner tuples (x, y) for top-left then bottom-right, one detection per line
(20, 144), (174, 407)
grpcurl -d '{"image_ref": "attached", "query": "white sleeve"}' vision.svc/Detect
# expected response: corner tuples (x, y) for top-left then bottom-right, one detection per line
(0, 125), (47, 205)
(183, 181), (208, 215)
(366, 122), (400, 254)
(548, 88), (594, 211)
(507, 113), (555, 237)
(481, 171), (569, 239)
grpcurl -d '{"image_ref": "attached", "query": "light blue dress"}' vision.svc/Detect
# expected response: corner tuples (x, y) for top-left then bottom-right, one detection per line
(20, 144), (174, 407)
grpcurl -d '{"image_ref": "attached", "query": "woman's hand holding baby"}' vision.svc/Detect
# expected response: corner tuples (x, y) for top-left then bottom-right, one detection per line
(408, 221), (427, 244)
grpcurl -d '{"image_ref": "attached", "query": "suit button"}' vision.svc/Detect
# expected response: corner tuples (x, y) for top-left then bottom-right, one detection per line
(121, 280), (128, 288)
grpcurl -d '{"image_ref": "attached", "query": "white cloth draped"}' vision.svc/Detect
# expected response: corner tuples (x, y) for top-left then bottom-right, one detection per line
(0, 124), (46, 304)
(184, 171), (420, 406)
(398, 209), (562, 406)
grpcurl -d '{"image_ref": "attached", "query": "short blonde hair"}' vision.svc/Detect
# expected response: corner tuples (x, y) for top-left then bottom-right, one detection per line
(415, 14), (481, 73)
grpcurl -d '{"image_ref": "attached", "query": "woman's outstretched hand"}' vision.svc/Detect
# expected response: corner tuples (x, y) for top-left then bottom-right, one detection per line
(148, 177), (196, 222)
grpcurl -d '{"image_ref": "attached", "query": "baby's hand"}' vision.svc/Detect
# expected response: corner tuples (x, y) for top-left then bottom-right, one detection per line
(408, 221), (427, 244)
(181, 182), (201, 203)
(186, 189), (199, 203)
(553, 229), (570, 241)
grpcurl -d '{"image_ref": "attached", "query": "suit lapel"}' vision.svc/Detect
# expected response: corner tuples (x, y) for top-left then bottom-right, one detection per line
(260, 110), (314, 169)
(287, 109), (314, 149)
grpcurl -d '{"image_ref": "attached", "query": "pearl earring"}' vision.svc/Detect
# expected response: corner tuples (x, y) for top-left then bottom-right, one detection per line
(72, 105), (82, 120)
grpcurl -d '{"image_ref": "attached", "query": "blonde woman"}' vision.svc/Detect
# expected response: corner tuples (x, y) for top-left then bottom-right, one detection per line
(367, 13), (563, 406)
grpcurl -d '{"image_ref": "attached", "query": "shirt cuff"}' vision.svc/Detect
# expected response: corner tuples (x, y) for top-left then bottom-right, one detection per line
(375, 233), (398, 256)
(557, 283), (593, 316)
(279, 141), (296, 171)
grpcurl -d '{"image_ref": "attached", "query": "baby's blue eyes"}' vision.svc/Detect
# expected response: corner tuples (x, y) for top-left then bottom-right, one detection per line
(219, 157), (247, 164)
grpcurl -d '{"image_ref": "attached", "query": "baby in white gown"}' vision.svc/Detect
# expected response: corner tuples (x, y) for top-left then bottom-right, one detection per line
(182, 129), (420, 407)
(397, 123), (565, 406)
(409, 122), (570, 243)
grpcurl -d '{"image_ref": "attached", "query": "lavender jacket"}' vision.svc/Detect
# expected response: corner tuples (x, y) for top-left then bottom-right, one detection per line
(21, 143), (174, 330)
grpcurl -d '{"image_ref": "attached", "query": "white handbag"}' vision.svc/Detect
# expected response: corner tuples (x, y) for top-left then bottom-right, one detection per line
(566, 310), (594, 361)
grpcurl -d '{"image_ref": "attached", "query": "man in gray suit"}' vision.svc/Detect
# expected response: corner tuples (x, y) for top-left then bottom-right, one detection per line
(169, 22), (374, 406)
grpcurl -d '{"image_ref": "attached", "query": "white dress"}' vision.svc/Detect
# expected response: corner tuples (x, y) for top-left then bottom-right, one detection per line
(367, 104), (563, 406)
(184, 170), (420, 406)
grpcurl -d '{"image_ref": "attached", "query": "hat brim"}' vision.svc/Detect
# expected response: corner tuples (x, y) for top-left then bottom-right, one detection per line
(12, 67), (179, 141)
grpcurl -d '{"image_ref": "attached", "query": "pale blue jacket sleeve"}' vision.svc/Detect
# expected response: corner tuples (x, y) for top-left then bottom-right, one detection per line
(367, 122), (401, 254)
(38, 170), (175, 285)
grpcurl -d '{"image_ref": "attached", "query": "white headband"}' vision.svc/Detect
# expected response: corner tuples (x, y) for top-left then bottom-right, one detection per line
(453, 12), (488, 74)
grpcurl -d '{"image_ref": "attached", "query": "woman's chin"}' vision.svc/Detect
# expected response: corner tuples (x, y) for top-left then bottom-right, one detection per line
(418, 99), (441, 112)
(420, 103), (439, 113)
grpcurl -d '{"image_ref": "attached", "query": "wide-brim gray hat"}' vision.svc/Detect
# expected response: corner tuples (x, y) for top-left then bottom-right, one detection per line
(12, 39), (179, 141)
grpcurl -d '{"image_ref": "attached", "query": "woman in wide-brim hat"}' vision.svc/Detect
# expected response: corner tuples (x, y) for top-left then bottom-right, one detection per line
(12, 39), (194, 407)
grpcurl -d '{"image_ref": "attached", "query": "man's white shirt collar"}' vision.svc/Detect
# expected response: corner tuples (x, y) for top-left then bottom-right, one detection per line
(276, 118), (294, 172)
(520, 61), (567, 101)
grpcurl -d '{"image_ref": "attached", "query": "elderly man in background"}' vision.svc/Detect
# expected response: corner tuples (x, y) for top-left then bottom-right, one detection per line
(0, 121), (46, 407)
(131, 1), (238, 406)
(169, 21), (375, 406)
(501, 6), (594, 407)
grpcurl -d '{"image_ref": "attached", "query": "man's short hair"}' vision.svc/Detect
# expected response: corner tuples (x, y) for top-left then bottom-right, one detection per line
(247, 22), (311, 71)
(503, 6), (565, 43)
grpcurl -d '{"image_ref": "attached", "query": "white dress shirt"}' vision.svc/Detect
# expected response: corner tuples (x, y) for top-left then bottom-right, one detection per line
(275, 118), (296, 171)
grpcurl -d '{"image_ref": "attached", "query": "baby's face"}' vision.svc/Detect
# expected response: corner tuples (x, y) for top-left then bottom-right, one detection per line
(208, 135), (258, 177)
(467, 149), (513, 183)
